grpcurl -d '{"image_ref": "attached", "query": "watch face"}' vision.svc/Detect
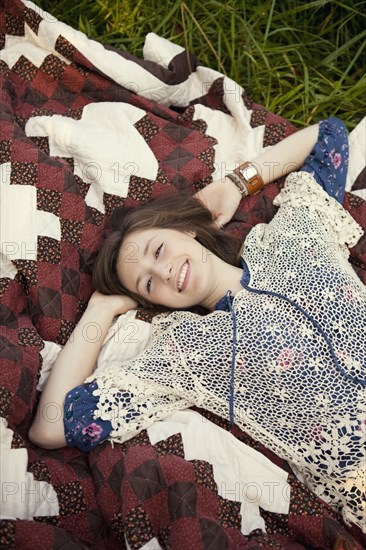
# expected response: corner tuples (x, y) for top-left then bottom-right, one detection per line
(240, 165), (257, 181)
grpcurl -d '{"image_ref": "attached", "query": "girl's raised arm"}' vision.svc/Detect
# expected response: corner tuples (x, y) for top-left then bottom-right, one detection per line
(28, 292), (137, 449)
(196, 123), (319, 227)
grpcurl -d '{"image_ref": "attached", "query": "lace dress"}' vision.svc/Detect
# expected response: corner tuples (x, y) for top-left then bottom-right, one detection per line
(63, 118), (366, 531)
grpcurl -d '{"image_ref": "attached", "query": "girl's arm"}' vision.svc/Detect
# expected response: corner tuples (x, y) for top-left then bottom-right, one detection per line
(195, 124), (319, 227)
(28, 291), (137, 449)
(245, 124), (320, 184)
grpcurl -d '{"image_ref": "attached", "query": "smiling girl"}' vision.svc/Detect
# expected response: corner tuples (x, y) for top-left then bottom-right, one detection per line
(29, 118), (366, 532)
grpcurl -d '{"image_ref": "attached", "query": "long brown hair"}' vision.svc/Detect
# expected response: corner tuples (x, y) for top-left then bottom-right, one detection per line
(93, 193), (242, 308)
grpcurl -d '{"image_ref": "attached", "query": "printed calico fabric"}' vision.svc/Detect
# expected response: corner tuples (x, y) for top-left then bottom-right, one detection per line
(301, 116), (349, 202)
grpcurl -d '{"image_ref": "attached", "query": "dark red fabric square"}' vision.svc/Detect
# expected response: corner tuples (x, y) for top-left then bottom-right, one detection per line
(148, 131), (178, 159)
(106, 459), (125, 497)
(123, 445), (157, 475)
(60, 293), (78, 319)
(95, 483), (122, 518)
(61, 267), (80, 296)
(79, 223), (102, 250)
(59, 242), (79, 270)
(199, 517), (230, 550)
(196, 485), (220, 522)
(0, 335), (23, 367)
(170, 517), (202, 549)
(38, 316), (61, 342)
(140, 490), (170, 531)
(60, 192), (86, 221)
(37, 163), (66, 191)
(168, 482), (197, 521)
(37, 263), (61, 291)
(8, 395), (29, 431)
(11, 139), (39, 163)
(61, 65), (87, 94)
(121, 475), (140, 514)
(128, 459), (166, 502)
(160, 455), (196, 486)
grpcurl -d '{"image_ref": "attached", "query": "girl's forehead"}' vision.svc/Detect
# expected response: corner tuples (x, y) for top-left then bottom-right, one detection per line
(123, 226), (186, 242)
(119, 227), (162, 261)
(121, 227), (159, 249)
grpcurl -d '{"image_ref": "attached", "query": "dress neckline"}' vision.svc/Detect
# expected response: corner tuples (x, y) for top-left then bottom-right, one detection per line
(214, 258), (250, 311)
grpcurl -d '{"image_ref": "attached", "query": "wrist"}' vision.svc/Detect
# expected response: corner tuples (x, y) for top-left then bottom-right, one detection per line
(234, 161), (265, 196)
(85, 301), (116, 320)
(225, 173), (248, 198)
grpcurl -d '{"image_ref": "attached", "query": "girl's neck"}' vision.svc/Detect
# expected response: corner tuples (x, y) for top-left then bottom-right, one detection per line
(203, 263), (244, 311)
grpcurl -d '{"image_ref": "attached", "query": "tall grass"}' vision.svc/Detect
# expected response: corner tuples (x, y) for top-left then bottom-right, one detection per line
(35, 0), (366, 129)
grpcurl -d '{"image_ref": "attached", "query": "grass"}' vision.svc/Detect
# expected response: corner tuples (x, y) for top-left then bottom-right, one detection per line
(34, 0), (366, 129)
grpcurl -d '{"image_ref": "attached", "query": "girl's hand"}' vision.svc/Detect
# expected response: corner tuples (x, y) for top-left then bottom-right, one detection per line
(194, 177), (242, 228)
(88, 290), (138, 317)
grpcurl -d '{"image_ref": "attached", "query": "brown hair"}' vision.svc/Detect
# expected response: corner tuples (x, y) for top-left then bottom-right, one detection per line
(93, 193), (242, 308)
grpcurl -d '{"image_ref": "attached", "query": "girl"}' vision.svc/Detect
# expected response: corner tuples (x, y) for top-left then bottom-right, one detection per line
(29, 118), (365, 531)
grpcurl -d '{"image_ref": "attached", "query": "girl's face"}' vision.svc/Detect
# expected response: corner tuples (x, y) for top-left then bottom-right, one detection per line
(116, 227), (223, 310)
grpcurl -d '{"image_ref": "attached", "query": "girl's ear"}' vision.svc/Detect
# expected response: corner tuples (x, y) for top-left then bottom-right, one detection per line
(186, 230), (197, 238)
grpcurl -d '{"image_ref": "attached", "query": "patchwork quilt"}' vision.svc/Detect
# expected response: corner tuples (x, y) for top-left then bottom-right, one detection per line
(1, 0), (365, 548)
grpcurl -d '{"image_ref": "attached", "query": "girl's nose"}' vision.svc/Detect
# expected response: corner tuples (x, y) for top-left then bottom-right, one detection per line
(158, 263), (173, 283)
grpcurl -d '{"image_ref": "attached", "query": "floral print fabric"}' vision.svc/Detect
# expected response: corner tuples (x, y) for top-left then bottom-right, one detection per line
(64, 381), (113, 452)
(301, 117), (348, 203)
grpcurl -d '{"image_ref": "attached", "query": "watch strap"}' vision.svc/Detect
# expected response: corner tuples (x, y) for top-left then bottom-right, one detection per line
(234, 161), (264, 195)
(226, 172), (248, 196)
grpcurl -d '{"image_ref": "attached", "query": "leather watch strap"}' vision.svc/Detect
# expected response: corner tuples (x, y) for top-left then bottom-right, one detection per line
(234, 161), (264, 195)
(226, 172), (248, 196)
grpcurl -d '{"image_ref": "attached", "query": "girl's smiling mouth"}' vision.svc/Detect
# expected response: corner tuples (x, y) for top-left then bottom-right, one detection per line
(178, 260), (189, 291)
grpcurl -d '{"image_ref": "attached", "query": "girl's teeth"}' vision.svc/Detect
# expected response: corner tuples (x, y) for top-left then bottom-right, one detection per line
(178, 262), (188, 290)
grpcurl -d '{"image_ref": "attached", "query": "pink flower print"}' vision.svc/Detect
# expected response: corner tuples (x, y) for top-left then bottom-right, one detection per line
(277, 348), (296, 370)
(236, 357), (245, 372)
(358, 419), (366, 435)
(329, 149), (341, 169)
(82, 422), (103, 441)
(311, 425), (324, 442)
(333, 153), (341, 169)
(305, 424), (323, 444)
(343, 285), (355, 302)
(167, 342), (179, 353)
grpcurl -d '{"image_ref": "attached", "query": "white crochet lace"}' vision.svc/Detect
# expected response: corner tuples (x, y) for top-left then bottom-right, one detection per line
(88, 172), (366, 532)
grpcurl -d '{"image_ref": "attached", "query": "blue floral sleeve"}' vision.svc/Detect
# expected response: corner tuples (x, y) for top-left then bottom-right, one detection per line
(63, 381), (113, 452)
(300, 117), (348, 203)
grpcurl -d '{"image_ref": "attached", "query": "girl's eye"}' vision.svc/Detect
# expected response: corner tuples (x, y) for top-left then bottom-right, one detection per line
(147, 276), (152, 294)
(147, 244), (162, 293)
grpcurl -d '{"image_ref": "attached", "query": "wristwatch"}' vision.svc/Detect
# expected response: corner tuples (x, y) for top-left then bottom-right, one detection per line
(233, 161), (264, 195)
